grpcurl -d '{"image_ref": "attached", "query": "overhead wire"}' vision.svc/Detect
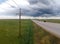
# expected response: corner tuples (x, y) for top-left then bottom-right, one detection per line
(12, 0), (19, 7)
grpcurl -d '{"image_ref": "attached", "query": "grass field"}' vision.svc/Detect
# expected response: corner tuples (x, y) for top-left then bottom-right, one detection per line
(0, 19), (60, 44)
(20, 19), (33, 44)
(0, 19), (19, 44)
(38, 19), (60, 23)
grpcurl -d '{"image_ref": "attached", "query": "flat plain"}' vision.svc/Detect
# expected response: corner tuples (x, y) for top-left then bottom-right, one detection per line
(0, 19), (59, 44)
(0, 19), (19, 44)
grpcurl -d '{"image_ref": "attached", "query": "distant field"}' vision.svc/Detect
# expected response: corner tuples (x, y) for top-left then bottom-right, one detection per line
(0, 19), (19, 44)
(20, 19), (60, 44)
(38, 19), (60, 23)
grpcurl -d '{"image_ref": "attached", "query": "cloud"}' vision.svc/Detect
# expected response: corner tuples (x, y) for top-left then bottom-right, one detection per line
(26, 0), (60, 17)
(0, 15), (19, 19)
(0, 0), (21, 16)
(0, 0), (60, 17)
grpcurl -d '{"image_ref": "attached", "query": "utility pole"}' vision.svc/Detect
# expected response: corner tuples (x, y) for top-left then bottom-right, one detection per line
(11, 0), (22, 37)
(19, 8), (21, 38)
(19, 8), (21, 19)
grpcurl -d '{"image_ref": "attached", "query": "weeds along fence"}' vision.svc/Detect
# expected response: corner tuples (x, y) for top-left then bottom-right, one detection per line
(19, 19), (33, 44)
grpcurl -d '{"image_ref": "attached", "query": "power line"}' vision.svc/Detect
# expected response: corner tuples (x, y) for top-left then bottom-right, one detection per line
(12, 0), (20, 15)
(6, 2), (16, 8)
(12, 0), (19, 7)
(0, 2), (16, 10)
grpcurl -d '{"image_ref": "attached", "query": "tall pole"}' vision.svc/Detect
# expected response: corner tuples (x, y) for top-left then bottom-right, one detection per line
(12, 0), (21, 37)
(20, 8), (21, 19)
(19, 8), (21, 37)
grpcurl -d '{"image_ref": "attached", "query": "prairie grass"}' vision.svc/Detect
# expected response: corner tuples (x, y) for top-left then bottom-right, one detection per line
(0, 19), (19, 44)
(0, 19), (59, 44)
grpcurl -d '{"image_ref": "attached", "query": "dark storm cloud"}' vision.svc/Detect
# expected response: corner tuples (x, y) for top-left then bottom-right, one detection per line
(28, 0), (38, 4)
(21, 0), (60, 17)
(28, 0), (50, 5)
(24, 0), (53, 16)
(32, 8), (53, 16)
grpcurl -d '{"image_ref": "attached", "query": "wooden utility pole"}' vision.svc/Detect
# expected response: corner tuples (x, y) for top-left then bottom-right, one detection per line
(19, 8), (21, 37)
(19, 8), (21, 19)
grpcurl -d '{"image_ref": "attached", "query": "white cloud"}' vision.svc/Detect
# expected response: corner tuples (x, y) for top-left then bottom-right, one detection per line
(21, 16), (60, 19)
(0, 15), (19, 19)
(21, 16), (34, 19)
(0, 0), (16, 15)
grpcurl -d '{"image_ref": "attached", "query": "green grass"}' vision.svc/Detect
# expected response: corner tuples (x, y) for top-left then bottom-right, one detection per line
(0, 19), (59, 44)
(38, 19), (60, 23)
(0, 19), (19, 44)
(20, 19), (33, 44)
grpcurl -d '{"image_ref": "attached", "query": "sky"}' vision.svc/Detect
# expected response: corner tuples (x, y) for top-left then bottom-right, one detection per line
(21, 0), (60, 17)
(0, 0), (60, 19)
